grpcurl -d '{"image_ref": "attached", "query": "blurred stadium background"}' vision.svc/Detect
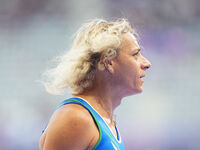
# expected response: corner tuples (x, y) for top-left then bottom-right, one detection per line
(0, 0), (200, 150)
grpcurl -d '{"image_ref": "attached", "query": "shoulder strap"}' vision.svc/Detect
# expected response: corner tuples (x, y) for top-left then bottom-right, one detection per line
(55, 97), (103, 149)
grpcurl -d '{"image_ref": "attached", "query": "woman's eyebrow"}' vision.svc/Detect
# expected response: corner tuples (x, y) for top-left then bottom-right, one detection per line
(132, 48), (141, 53)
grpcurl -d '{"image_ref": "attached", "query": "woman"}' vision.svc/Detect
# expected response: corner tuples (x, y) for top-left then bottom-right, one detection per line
(39, 18), (151, 150)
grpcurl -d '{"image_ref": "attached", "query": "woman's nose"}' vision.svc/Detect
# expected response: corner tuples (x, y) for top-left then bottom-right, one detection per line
(141, 57), (151, 70)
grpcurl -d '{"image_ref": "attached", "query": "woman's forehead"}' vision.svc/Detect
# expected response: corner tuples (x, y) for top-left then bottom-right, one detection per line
(121, 32), (140, 52)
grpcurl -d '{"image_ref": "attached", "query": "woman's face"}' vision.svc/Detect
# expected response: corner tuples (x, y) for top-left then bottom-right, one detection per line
(111, 32), (151, 95)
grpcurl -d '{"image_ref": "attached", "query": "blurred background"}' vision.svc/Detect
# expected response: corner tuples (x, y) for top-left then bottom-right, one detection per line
(0, 0), (200, 150)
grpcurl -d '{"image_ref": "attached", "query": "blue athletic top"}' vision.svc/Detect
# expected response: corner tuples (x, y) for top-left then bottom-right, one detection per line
(40, 97), (125, 150)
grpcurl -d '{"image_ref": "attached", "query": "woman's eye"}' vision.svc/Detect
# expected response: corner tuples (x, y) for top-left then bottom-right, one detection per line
(132, 52), (139, 56)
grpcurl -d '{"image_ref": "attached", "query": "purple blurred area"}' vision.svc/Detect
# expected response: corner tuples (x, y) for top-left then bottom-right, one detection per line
(0, 0), (200, 150)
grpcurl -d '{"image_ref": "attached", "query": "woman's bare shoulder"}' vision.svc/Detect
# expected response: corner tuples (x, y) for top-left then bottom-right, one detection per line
(41, 104), (98, 150)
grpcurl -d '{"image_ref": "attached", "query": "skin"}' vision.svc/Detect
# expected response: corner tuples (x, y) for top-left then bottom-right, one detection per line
(39, 32), (151, 150)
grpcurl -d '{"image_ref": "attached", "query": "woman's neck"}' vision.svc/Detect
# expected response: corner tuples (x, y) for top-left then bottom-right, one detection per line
(72, 85), (122, 125)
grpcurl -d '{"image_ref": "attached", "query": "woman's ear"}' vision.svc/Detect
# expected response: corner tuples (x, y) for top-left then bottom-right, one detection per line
(98, 49), (116, 73)
(103, 58), (114, 73)
(105, 63), (114, 73)
(98, 55), (114, 73)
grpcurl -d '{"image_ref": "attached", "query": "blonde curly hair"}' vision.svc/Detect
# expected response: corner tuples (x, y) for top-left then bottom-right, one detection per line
(43, 18), (136, 95)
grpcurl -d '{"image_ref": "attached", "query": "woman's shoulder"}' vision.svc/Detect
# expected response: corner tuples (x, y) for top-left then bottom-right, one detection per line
(49, 103), (95, 133)
(40, 103), (98, 150)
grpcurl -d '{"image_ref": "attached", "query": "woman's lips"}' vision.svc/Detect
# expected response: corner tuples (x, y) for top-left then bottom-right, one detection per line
(140, 75), (145, 83)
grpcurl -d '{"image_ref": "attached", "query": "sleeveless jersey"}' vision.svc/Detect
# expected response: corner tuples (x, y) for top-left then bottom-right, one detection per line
(40, 97), (125, 150)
